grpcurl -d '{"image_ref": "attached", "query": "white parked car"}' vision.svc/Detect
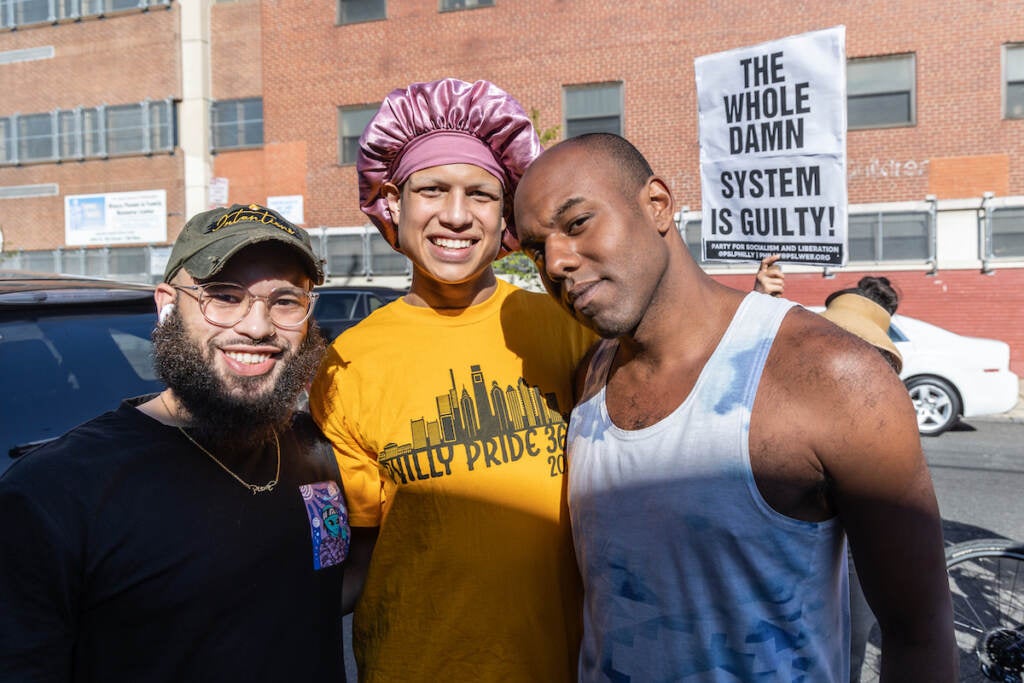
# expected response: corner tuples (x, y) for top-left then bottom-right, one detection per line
(889, 314), (1019, 436)
(809, 307), (1020, 436)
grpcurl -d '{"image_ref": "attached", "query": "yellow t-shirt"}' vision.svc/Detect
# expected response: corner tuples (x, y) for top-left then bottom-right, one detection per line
(309, 279), (596, 683)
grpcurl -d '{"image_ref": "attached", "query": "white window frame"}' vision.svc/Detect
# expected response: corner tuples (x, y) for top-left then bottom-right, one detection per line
(439, 0), (493, 12)
(847, 54), (916, 130)
(847, 200), (936, 265)
(563, 82), (623, 139)
(337, 104), (378, 165)
(1, 100), (173, 166)
(1004, 44), (1024, 120)
(337, 0), (385, 24)
(981, 196), (1024, 264)
(306, 226), (412, 279)
(210, 97), (263, 153)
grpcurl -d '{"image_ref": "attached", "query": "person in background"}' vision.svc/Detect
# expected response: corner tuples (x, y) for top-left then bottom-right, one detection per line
(821, 279), (902, 372)
(308, 79), (595, 682)
(514, 133), (955, 682)
(0, 204), (352, 681)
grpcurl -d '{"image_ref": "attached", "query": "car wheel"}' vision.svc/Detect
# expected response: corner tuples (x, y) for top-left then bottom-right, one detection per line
(906, 376), (962, 437)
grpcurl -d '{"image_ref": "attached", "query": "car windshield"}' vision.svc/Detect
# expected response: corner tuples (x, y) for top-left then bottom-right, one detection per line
(0, 310), (163, 465)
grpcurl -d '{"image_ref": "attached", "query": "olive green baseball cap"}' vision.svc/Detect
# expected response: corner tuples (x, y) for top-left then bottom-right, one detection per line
(164, 203), (324, 285)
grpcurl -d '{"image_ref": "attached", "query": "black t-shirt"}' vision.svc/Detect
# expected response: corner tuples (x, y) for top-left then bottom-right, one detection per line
(0, 397), (348, 682)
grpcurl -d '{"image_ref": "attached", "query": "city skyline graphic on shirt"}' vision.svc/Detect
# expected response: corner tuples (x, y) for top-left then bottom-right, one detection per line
(378, 363), (565, 483)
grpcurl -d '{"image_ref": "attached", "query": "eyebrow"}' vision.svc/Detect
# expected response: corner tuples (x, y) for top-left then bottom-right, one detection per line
(551, 196), (585, 224)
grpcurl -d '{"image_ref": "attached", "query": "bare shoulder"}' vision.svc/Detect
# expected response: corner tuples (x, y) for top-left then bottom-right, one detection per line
(755, 306), (922, 488)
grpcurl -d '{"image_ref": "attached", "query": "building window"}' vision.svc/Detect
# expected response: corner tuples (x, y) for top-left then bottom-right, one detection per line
(106, 104), (146, 155)
(57, 108), (103, 159)
(338, 0), (385, 24)
(564, 83), (623, 138)
(18, 113), (56, 162)
(368, 231), (409, 275)
(0, 118), (13, 164)
(1005, 44), (1024, 119)
(0, 0), (171, 29)
(108, 247), (149, 279)
(677, 215), (702, 264)
(103, 101), (172, 156)
(326, 232), (367, 277)
(1, 99), (173, 166)
(847, 54), (916, 129)
(3, 0), (49, 26)
(314, 228), (411, 279)
(338, 105), (377, 165)
(211, 98), (263, 152)
(848, 211), (931, 262)
(439, 0), (493, 11)
(988, 207), (1024, 258)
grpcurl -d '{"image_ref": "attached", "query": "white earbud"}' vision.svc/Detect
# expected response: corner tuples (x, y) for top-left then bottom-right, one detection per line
(158, 303), (175, 325)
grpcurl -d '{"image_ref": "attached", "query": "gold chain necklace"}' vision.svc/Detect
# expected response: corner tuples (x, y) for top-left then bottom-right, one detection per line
(159, 393), (280, 495)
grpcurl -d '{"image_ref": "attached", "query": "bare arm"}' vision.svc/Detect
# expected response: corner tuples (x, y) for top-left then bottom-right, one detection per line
(342, 526), (378, 614)
(814, 336), (956, 681)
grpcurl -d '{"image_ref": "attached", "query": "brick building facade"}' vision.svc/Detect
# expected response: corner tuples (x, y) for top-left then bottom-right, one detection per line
(1, 0), (1022, 369)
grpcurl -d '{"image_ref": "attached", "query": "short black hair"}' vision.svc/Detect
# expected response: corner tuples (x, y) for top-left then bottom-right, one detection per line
(562, 133), (654, 193)
(824, 276), (899, 315)
(855, 276), (899, 315)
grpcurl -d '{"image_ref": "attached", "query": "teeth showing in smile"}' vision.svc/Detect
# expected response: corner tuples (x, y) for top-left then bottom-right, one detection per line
(432, 237), (473, 249)
(225, 351), (272, 365)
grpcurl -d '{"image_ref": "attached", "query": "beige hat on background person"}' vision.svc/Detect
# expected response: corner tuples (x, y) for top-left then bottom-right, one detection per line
(820, 293), (903, 373)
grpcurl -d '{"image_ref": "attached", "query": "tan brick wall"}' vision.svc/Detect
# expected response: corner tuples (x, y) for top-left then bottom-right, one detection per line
(209, 141), (307, 210)
(259, 0), (1024, 228)
(0, 8), (180, 111)
(211, 0), (262, 100)
(213, 148), (267, 206)
(0, 6), (185, 250)
(1, 155), (184, 251)
(929, 154), (1010, 199)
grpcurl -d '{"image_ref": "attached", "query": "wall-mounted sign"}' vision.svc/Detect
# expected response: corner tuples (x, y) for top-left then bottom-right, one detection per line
(65, 190), (167, 246)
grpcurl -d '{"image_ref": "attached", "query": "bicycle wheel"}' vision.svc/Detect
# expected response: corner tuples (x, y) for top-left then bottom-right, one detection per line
(946, 539), (1024, 682)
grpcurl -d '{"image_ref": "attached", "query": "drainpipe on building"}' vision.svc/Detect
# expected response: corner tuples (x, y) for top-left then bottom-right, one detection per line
(925, 194), (938, 276)
(979, 191), (995, 275)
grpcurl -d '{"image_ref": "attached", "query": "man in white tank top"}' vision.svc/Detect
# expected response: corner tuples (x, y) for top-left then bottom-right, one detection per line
(513, 133), (955, 682)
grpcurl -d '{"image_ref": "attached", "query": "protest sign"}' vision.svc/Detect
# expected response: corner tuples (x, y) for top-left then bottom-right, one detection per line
(695, 26), (847, 266)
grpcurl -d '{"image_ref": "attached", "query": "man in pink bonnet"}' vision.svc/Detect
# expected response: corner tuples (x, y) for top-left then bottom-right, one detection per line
(309, 78), (594, 682)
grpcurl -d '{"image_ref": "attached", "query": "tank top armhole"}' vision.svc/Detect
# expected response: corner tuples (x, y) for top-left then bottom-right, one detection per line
(578, 338), (618, 404)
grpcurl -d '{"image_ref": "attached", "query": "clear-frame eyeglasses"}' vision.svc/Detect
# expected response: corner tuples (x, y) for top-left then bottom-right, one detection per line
(172, 283), (319, 329)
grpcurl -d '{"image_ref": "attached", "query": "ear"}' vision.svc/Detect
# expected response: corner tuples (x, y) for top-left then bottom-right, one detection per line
(154, 282), (176, 312)
(644, 176), (675, 236)
(383, 182), (401, 223)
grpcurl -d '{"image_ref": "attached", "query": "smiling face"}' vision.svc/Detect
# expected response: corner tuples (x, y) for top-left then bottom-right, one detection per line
(153, 242), (326, 444)
(514, 140), (674, 338)
(385, 163), (505, 306)
(167, 242), (310, 396)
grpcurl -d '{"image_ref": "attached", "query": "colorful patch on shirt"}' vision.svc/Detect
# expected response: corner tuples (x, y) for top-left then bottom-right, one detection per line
(300, 481), (349, 570)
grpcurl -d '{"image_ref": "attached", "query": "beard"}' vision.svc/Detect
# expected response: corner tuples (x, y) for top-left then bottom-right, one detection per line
(152, 307), (326, 450)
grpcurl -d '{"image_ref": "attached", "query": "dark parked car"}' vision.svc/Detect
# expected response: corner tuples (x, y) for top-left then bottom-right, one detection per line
(0, 272), (163, 473)
(0, 276), (404, 474)
(313, 285), (405, 342)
